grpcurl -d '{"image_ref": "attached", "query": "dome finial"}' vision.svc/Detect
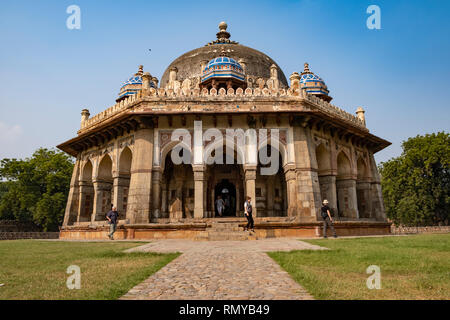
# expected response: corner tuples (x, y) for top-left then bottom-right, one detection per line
(303, 62), (311, 74)
(136, 65), (144, 76)
(216, 21), (231, 42)
(206, 21), (238, 46)
(219, 21), (227, 31)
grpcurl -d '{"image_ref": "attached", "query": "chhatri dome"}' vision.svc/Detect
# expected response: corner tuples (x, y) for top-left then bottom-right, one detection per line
(117, 65), (157, 102)
(200, 48), (246, 90)
(300, 62), (332, 102)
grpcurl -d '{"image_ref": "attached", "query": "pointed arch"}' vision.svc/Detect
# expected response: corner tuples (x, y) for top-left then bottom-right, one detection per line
(117, 147), (132, 219)
(78, 160), (94, 222)
(336, 150), (358, 219)
(257, 136), (288, 168)
(161, 146), (194, 220)
(256, 144), (287, 217)
(98, 154), (113, 182)
(204, 137), (246, 165)
(119, 147), (132, 175)
(82, 160), (93, 181)
(337, 151), (352, 179)
(356, 155), (372, 218)
(316, 143), (331, 175)
(357, 156), (369, 180)
(160, 140), (192, 171)
(93, 154), (113, 221)
(316, 143), (336, 214)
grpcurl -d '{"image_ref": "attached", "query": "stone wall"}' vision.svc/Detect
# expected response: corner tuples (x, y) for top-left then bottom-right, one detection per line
(391, 225), (450, 235)
(0, 220), (41, 232)
(0, 232), (60, 240)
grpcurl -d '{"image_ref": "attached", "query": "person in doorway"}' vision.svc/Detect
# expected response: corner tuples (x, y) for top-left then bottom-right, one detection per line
(321, 199), (337, 238)
(106, 206), (119, 240)
(215, 195), (225, 217)
(244, 196), (254, 233)
(224, 196), (230, 216)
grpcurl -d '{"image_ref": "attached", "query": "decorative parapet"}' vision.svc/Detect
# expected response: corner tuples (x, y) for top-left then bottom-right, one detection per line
(79, 93), (140, 133)
(78, 86), (367, 134)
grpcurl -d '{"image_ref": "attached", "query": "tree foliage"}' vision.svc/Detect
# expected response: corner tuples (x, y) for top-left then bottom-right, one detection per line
(379, 132), (450, 226)
(0, 148), (74, 231)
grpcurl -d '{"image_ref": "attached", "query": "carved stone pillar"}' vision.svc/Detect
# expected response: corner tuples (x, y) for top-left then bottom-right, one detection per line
(77, 181), (93, 222)
(235, 184), (240, 217)
(92, 180), (112, 222)
(126, 127), (154, 224)
(161, 182), (168, 218)
(370, 182), (384, 220)
(368, 152), (385, 220)
(152, 168), (162, 221)
(210, 185), (215, 217)
(356, 181), (372, 218)
(63, 159), (80, 226)
(112, 175), (130, 220)
(244, 165), (257, 216)
(284, 166), (297, 217)
(193, 165), (205, 219)
(203, 177), (208, 217)
(336, 179), (359, 219)
(292, 125), (322, 219)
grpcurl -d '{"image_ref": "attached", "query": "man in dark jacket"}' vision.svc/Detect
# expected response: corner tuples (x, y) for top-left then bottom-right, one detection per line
(321, 200), (337, 238)
(106, 206), (119, 240)
(244, 196), (254, 233)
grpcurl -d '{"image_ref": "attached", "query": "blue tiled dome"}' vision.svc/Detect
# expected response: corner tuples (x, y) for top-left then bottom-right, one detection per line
(205, 57), (243, 72)
(202, 56), (245, 82)
(121, 75), (143, 88)
(299, 63), (331, 101)
(117, 65), (156, 102)
(300, 73), (326, 86)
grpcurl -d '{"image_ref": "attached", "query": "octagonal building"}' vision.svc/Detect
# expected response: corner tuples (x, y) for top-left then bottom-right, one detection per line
(58, 22), (391, 240)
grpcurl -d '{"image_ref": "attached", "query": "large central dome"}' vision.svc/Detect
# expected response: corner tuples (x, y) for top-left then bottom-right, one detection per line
(160, 22), (288, 88)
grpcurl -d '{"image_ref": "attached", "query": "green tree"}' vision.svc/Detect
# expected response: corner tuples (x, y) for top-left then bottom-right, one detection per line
(0, 148), (74, 231)
(379, 132), (450, 226)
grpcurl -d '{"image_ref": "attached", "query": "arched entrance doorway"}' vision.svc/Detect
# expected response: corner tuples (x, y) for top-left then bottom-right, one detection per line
(214, 179), (237, 217)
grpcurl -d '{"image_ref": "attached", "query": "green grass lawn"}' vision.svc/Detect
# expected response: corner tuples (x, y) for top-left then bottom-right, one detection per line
(269, 234), (450, 300)
(0, 240), (179, 300)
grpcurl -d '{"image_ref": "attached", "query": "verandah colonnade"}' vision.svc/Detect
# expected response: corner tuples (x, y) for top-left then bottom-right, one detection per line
(64, 126), (383, 225)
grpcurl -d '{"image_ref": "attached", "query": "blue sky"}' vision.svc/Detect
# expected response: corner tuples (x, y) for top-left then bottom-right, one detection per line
(0, 0), (449, 164)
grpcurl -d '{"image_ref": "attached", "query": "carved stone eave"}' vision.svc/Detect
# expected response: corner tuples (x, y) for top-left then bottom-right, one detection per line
(57, 113), (155, 156)
(59, 94), (390, 157)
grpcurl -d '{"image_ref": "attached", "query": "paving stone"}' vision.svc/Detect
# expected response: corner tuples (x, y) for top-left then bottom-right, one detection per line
(120, 238), (326, 300)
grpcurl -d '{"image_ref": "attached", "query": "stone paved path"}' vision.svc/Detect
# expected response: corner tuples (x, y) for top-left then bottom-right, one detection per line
(121, 238), (326, 300)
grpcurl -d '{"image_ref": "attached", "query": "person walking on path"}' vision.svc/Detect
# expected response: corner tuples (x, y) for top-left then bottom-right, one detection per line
(321, 199), (337, 238)
(215, 196), (225, 217)
(244, 196), (254, 233)
(106, 206), (119, 240)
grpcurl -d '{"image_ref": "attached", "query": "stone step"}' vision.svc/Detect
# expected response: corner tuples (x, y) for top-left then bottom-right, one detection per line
(208, 235), (249, 241)
(210, 222), (241, 227)
(193, 223), (258, 241)
(194, 233), (259, 241)
(193, 236), (210, 241)
(210, 226), (242, 232)
(208, 231), (245, 236)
